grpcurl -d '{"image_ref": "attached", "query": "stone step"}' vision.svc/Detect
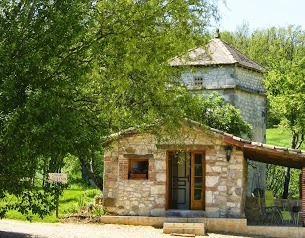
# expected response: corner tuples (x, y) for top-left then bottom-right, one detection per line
(165, 210), (206, 218)
(163, 223), (206, 236)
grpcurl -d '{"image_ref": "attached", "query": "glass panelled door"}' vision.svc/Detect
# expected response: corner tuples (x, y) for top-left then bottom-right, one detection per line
(168, 152), (191, 210)
(167, 151), (205, 210)
(191, 152), (205, 210)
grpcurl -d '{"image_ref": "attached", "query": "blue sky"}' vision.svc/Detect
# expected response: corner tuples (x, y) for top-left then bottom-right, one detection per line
(217, 0), (305, 32)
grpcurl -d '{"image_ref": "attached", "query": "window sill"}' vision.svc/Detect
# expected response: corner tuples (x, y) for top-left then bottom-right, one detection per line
(129, 173), (147, 180)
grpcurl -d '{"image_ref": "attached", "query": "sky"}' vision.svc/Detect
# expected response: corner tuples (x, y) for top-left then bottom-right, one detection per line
(217, 0), (305, 32)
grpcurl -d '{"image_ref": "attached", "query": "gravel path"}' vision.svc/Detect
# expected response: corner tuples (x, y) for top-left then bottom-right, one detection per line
(0, 219), (268, 238)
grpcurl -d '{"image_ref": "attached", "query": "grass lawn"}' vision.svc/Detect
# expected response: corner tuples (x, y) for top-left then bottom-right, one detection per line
(4, 186), (101, 223)
(266, 127), (292, 147)
(266, 127), (305, 149)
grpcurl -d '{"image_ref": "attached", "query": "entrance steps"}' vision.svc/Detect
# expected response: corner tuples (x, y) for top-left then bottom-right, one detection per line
(163, 222), (206, 236)
(165, 210), (206, 218)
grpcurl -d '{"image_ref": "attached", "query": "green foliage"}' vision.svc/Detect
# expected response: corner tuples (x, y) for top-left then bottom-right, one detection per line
(222, 25), (305, 136)
(265, 58), (305, 148)
(85, 189), (101, 199)
(0, 185), (61, 221)
(75, 189), (101, 210)
(93, 205), (105, 217)
(186, 92), (252, 138)
(266, 165), (301, 199)
(259, 26), (305, 198)
(0, 0), (221, 217)
(64, 188), (102, 216)
(0, 0), (101, 218)
(223, 24), (305, 198)
(63, 154), (83, 185)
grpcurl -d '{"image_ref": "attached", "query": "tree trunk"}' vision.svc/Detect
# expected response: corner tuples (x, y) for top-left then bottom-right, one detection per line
(282, 167), (290, 199)
(282, 132), (297, 199)
(79, 157), (103, 190)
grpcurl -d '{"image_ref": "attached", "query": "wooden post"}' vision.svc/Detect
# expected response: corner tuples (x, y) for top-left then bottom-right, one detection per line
(301, 167), (305, 226)
(55, 182), (59, 218)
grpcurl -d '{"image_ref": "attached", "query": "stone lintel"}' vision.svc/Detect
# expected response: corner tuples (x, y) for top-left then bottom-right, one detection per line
(156, 144), (215, 150)
(123, 154), (154, 159)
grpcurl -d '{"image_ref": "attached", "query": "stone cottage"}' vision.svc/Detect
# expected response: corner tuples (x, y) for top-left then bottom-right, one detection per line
(103, 120), (248, 218)
(103, 120), (305, 219)
(170, 35), (266, 196)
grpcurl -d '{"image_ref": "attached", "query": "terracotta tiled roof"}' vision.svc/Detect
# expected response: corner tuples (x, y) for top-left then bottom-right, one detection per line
(169, 38), (264, 72)
(186, 119), (305, 169)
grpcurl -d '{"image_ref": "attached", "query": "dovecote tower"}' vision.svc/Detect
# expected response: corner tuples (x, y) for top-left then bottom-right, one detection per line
(170, 36), (267, 195)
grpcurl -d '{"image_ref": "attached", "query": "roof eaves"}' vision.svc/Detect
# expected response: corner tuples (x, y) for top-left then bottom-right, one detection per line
(224, 133), (305, 157)
(102, 127), (139, 146)
(209, 127), (224, 135)
(236, 62), (264, 73)
(218, 39), (265, 72)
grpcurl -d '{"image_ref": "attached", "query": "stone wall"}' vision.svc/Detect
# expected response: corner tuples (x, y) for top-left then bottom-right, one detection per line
(205, 146), (246, 218)
(234, 90), (266, 141)
(235, 67), (265, 93)
(103, 133), (166, 216)
(103, 124), (247, 218)
(181, 66), (235, 89)
(181, 65), (266, 142)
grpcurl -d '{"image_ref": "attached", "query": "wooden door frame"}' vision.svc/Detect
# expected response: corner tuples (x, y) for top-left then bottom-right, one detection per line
(166, 150), (205, 210)
(190, 151), (206, 210)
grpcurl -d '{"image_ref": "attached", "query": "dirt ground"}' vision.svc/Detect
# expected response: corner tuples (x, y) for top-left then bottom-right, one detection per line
(0, 219), (273, 238)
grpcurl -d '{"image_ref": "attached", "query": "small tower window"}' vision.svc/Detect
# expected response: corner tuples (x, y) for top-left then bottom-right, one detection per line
(194, 75), (204, 86)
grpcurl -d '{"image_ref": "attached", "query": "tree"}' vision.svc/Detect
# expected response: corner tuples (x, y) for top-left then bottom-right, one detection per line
(265, 58), (305, 199)
(222, 25), (305, 199)
(177, 92), (252, 138)
(0, 0), (221, 218)
(261, 26), (305, 199)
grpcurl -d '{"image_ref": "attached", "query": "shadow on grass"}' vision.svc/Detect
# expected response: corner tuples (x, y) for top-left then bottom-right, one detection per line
(61, 198), (78, 203)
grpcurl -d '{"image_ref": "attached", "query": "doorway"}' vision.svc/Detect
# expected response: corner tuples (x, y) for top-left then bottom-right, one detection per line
(167, 151), (205, 210)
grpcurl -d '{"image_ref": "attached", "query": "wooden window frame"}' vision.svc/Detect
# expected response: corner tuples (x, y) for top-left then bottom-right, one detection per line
(128, 158), (149, 180)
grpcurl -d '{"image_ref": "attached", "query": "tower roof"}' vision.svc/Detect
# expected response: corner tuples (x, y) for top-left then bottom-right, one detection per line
(170, 38), (264, 72)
